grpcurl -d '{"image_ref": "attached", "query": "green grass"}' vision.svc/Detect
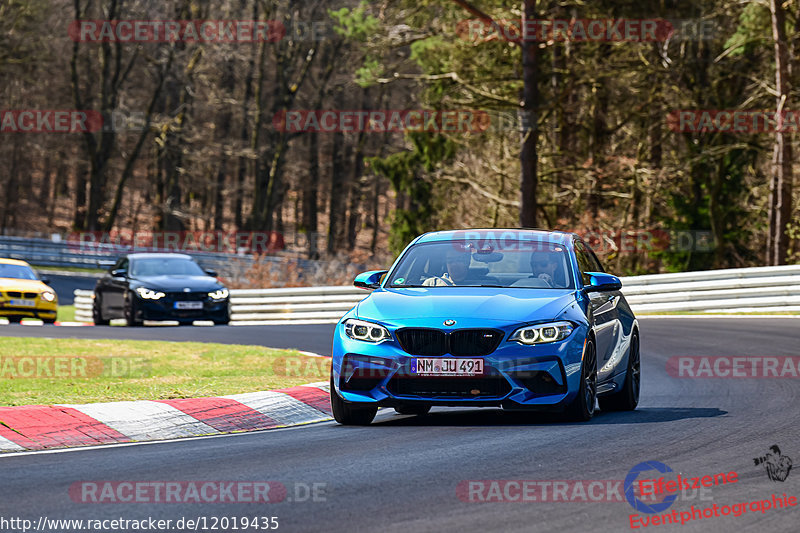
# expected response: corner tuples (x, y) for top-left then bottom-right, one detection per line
(0, 337), (330, 406)
(57, 305), (76, 322)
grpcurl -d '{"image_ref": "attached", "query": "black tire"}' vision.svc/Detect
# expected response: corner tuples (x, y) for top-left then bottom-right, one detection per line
(7, 316), (21, 324)
(43, 318), (56, 325)
(124, 293), (142, 327)
(93, 294), (109, 325)
(563, 339), (597, 422)
(330, 376), (378, 425)
(599, 332), (640, 412)
(394, 405), (431, 416)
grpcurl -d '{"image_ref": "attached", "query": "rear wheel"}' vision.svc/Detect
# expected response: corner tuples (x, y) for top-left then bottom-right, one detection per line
(93, 294), (109, 325)
(330, 376), (378, 425)
(394, 405), (431, 416)
(599, 332), (640, 412)
(563, 339), (597, 422)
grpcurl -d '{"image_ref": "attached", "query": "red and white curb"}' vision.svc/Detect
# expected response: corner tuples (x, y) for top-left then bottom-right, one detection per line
(0, 382), (332, 453)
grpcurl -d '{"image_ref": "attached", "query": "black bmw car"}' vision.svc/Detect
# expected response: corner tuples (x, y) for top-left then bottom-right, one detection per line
(93, 253), (231, 326)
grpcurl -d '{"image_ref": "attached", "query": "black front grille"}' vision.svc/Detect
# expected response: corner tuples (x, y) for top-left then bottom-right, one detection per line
(396, 329), (447, 356)
(6, 291), (21, 298)
(23, 292), (36, 299)
(396, 328), (504, 357)
(166, 292), (208, 301)
(450, 330), (504, 356)
(387, 376), (511, 398)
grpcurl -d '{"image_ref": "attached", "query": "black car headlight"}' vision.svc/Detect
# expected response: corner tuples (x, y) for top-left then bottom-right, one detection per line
(343, 318), (391, 343)
(135, 287), (166, 300)
(208, 288), (229, 301)
(510, 321), (573, 345)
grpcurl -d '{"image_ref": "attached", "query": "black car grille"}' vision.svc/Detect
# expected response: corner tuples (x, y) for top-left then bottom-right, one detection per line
(387, 376), (511, 399)
(165, 292), (208, 301)
(396, 328), (504, 357)
(396, 329), (447, 356)
(5, 291), (38, 299)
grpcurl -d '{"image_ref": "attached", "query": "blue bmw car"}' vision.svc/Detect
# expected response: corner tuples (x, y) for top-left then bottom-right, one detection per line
(330, 229), (640, 425)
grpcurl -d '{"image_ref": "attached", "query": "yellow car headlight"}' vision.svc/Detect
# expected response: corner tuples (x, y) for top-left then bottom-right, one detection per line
(41, 291), (56, 302)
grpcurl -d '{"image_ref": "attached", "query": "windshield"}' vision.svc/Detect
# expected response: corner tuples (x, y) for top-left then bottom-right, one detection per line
(130, 258), (207, 277)
(386, 240), (575, 289)
(0, 263), (38, 280)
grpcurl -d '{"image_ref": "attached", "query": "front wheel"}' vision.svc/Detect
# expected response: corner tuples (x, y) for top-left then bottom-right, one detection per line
(563, 339), (597, 422)
(330, 376), (378, 425)
(599, 332), (640, 412)
(124, 293), (142, 327)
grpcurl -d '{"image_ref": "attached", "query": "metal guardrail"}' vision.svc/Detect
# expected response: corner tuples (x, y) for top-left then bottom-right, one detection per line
(0, 235), (258, 275)
(72, 265), (800, 324)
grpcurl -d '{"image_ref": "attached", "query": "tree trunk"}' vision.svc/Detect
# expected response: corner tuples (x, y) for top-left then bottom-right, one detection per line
(303, 131), (320, 259)
(519, 0), (539, 228)
(767, 0), (794, 265)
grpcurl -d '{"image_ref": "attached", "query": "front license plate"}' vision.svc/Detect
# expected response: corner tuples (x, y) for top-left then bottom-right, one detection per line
(9, 299), (35, 307)
(411, 358), (484, 376)
(174, 301), (203, 310)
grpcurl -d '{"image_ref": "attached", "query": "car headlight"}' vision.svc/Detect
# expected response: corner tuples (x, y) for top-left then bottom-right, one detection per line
(41, 291), (56, 302)
(510, 321), (574, 345)
(136, 287), (166, 300)
(208, 288), (229, 300)
(343, 318), (391, 343)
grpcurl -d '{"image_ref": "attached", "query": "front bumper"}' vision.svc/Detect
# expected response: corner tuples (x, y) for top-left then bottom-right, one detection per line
(331, 320), (588, 409)
(0, 298), (57, 320)
(133, 296), (230, 323)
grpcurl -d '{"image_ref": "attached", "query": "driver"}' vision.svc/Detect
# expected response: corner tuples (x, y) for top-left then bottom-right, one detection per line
(423, 249), (471, 286)
(530, 252), (560, 287)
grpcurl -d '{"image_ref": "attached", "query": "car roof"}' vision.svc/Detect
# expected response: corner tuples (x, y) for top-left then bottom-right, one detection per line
(414, 229), (578, 244)
(0, 257), (32, 267)
(125, 253), (194, 260)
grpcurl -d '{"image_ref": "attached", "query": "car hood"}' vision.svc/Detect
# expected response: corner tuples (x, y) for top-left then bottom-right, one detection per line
(129, 275), (223, 292)
(356, 287), (577, 324)
(0, 278), (52, 292)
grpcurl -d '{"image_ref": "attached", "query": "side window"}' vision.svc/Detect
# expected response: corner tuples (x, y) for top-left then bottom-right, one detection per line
(573, 241), (595, 285)
(585, 245), (605, 273)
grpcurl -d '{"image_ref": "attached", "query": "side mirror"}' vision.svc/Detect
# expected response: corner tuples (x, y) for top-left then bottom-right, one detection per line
(583, 272), (621, 292)
(39, 276), (50, 284)
(354, 270), (388, 290)
(110, 269), (127, 278)
(205, 269), (218, 278)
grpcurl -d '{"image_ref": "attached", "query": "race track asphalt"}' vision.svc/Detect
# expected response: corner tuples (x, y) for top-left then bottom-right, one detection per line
(1, 317), (799, 533)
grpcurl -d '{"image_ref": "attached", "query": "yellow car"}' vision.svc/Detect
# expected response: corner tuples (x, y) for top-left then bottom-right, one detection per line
(0, 258), (58, 323)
